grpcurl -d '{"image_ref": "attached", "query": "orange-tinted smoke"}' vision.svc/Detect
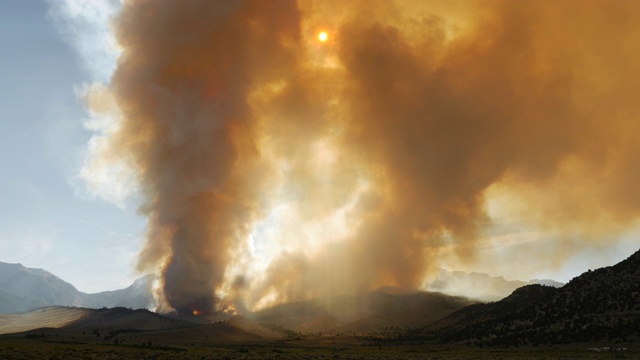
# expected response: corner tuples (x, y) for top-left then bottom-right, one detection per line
(336, 0), (640, 285)
(95, 0), (640, 312)
(244, 0), (640, 306)
(107, 0), (302, 314)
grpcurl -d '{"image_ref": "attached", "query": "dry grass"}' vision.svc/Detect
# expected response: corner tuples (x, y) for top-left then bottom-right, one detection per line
(1, 306), (636, 359)
(0, 307), (88, 335)
(0, 333), (636, 359)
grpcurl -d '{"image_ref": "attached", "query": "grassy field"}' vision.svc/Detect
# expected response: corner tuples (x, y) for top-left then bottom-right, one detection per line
(0, 335), (636, 359)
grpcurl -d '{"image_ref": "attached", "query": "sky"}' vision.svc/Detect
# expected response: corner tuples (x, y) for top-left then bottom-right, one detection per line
(0, 0), (144, 293)
(0, 0), (638, 307)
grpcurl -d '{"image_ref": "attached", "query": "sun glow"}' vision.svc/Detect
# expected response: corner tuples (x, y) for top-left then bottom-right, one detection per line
(318, 31), (328, 42)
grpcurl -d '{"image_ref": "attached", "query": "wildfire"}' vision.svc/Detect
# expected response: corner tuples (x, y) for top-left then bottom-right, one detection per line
(223, 303), (238, 316)
(192, 309), (202, 316)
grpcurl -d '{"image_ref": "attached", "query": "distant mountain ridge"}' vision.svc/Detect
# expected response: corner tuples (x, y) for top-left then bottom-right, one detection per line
(2, 250), (638, 346)
(0, 262), (156, 314)
(424, 269), (564, 302)
(0, 306), (285, 345)
(420, 248), (640, 346)
(0, 260), (564, 314)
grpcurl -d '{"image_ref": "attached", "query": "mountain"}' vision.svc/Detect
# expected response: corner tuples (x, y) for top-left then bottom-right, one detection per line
(0, 262), (86, 313)
(249, 270), (566, 335)
(250, 288), (475, 335)
(0, 262), (156, 314)
(420, 248), (640, 346)
(1, 289), (471, 340)
(424, 269), (564, 302)
(0, 306), (284, 346)
(85, 274), (156, 310)
(0, 260), (564, 315)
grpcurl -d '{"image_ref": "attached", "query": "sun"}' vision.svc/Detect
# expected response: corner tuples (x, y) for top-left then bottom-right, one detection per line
(318, 31), (328, 42)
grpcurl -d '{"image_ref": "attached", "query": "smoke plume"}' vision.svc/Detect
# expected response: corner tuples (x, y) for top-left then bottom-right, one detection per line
(84, 0), (640, 313)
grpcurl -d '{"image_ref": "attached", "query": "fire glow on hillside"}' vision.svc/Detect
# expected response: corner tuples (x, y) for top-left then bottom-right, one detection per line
(81, 0), (640, 315)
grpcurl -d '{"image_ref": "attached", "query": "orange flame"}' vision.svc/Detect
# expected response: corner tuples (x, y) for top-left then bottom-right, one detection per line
(223, 303), (238, 316)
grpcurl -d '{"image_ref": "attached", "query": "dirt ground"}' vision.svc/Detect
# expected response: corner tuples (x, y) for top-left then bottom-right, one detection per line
(0, 335), (635, 360)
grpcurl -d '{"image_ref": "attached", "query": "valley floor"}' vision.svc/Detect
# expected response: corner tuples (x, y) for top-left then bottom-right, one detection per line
(0, 336), (635, 359)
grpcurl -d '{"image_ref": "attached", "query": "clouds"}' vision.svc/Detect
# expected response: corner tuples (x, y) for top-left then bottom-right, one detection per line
(45, 0), (121, 82)
(45, 0), (136, 208)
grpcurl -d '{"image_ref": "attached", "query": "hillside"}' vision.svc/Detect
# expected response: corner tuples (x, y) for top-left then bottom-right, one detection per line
(0, 307), (88, 335)
(0, 262), (156, 313)
(1, 261), (563, 314)
(251, 288), (474, 336)
(84, 274), (156, 310)
(0, 263), (85, 313)
(0, 306), (283, 346)
(421, 248), (640, 346)
(0, 306), (184, 335)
